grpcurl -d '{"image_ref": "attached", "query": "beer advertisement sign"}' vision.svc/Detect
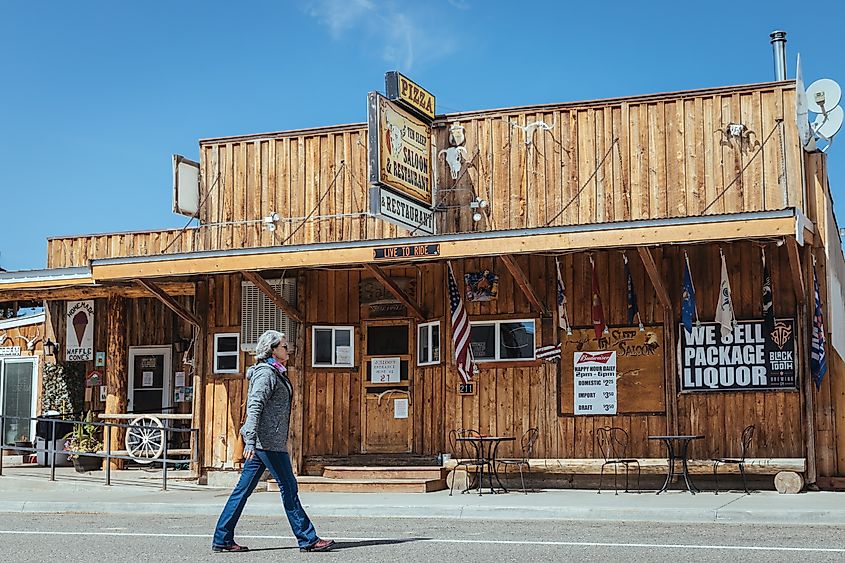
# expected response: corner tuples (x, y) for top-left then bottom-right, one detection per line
(679, 319), (797, 392)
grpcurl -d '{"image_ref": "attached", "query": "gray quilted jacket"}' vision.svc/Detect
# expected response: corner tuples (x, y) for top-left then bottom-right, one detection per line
(240, 361), (293, 452)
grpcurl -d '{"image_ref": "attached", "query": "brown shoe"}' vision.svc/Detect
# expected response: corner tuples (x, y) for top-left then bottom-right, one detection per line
(212, 542), (249, 553)
(300, 539), (335, 552)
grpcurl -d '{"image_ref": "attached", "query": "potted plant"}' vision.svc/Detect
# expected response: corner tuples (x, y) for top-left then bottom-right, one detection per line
(64, 411), (103, 473)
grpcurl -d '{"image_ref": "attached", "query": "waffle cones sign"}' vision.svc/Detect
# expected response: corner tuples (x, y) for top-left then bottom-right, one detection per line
(66, 300), (94, 361)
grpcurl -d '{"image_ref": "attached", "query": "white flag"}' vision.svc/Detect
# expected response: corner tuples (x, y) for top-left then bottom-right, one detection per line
(715, 250), (736, 339)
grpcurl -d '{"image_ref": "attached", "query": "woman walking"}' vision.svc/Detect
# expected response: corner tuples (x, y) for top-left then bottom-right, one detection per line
(212, 330), (334, 553)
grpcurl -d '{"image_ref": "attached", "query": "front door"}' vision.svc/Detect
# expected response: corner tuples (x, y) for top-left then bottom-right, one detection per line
(0, 357), (38, 444)
(128, 346), (172, 414)
(361, 320), (413, 453)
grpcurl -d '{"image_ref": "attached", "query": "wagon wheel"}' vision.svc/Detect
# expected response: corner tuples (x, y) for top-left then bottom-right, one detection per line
(125, 415), (164, 464)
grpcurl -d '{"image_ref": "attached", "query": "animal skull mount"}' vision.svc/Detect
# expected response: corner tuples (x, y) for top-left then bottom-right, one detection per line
(717, 122), (759, 151)
(509, 119), (556, 147)
(448, 122), (466, 146)
(439, 146), (469, 179)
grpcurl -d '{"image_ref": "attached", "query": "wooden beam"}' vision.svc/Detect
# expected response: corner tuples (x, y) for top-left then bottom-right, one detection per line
(786, 237), (806, 305)
(105, 293), (127, 471)
(241, 271), (304, 323)
(638, 247), (672, 311)
(135, 279), (201, 328)
(1, 282), (196, 302)
(362, 264), (425, 321)
(499, 254), (549, 316)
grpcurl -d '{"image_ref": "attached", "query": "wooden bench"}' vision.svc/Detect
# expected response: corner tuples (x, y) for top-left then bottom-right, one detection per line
(445, 458), (807, 493)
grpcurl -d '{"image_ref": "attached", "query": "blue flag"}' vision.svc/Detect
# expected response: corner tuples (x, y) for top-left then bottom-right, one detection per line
(681, 253), (698, 335)
(811, 264), (827, 390)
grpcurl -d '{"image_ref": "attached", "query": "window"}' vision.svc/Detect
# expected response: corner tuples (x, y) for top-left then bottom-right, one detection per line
(469, 319), (535, 361)
(241, 277), (298, 352)
(312, 326), (354, 368)
(214, 333), (240, 374)
(418, 321), (441, 366)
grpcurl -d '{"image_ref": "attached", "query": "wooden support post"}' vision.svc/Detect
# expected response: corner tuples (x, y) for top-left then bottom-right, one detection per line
(190, 278), (208, 476)
(500, 255), (549, 316)
(105, 293), (127, 471)
(363, 264), (426, 321)
(241, 271), (304, 323)
(135, 279), (201, 328)
(786, 237), (806, 305)
(637, 247), (672, 311)
(289, 271), (308, 474)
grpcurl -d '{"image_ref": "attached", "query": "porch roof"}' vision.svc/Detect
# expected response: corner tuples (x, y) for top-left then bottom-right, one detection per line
(0, 208), (813, 294)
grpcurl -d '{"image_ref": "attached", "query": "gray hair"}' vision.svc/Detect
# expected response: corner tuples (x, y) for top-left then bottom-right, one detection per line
(254, 330), (285, 360)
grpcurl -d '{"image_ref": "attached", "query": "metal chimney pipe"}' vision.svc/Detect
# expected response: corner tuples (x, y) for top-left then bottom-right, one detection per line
(770, 30), (787, 80)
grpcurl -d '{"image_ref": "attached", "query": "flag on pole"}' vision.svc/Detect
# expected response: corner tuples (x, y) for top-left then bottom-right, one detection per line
(590, 255), (607, 339)
(811, 261), (828, 390)
(447, 261), (475, 383)
(623, 253), (644, 331)
(555, 257), (572, 335)
(715, 248), (736, 339)
(761, 248), (776, 337)
(681, 251), (699, 335)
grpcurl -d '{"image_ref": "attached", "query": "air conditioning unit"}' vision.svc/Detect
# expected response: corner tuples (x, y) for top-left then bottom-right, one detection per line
(240, 278), (298, 352)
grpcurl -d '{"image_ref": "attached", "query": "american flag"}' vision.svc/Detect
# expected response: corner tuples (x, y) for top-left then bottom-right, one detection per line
(811, 263), (827, 390)
(448, 261), (475, 383)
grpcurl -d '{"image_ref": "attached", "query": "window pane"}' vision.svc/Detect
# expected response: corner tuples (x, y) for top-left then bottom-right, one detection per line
(335, 328), (351, 347)
(314, 329), (333, 364)
(418, 325), (429, 363)
(367, 325), (408, 355)
(216, 335), (238, 353)
(469, 324), (496, 360)
(216, 354), (239, 372)
(2, 361), (34, 444)
(431, 324), (440, 362)
(499, 321), (535, 359)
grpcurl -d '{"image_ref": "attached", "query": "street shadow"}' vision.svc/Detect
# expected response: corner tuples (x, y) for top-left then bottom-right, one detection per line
(245, 546), (297, 553)
(333, 537), (427, 550)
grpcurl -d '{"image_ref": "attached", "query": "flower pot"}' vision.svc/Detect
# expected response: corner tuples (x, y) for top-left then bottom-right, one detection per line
(72, 455), (102, 473)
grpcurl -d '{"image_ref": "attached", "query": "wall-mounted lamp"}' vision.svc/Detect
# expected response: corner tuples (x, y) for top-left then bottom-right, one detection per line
(44, 339), (60, 356)
(263, 212), (280, 232)
(173, 338), (190, 353)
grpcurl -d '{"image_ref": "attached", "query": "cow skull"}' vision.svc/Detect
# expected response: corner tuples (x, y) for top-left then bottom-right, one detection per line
(509, 119), (556, 147)
(439, 146), (469, 179)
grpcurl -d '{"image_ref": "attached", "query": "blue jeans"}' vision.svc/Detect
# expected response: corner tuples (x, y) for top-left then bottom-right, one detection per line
(213, 449), (318, 548)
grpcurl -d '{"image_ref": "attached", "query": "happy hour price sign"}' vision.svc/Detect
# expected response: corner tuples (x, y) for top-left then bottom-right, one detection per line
(573, 351), (617, 415)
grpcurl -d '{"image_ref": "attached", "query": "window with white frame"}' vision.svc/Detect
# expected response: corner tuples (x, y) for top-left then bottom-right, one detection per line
(469, 319), (536, 361)
(214, 333), (240, 374)
(417, 321), (441, 366)
(312, 326), (354, 368)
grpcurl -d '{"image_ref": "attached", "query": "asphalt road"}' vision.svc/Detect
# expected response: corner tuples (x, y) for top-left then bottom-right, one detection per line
(0, 513), (843, 562)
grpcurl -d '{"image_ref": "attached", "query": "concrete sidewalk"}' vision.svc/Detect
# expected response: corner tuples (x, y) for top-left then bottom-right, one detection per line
(1, 468), (844, 525)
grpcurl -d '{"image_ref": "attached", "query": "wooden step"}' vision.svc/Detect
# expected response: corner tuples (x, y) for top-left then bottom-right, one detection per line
(268, 476), (448, 493)
(322, 465), (448, 480)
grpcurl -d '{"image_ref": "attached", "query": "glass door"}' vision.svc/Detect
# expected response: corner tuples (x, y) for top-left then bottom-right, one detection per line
(128, 346), (172, 414)
(0, 357), (39, 444)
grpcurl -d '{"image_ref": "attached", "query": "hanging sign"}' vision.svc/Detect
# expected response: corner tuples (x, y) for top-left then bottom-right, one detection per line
(679, 319), (797, 391)
(369, 186), (434, 235)
(85, 371), (101, 387)
(573, 351), (617, 415)
(373, 243), (439, 260)
(368, 92), (433, 207)
(0, 346), (21, 357)
(371, 357), (401, 383)
(385, 71), (436, 120)
(65, 300), (94, 361)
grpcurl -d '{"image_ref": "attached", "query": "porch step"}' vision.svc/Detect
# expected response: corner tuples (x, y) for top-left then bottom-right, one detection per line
(268, 476), (447, 493)
(322, 465), (449, 480)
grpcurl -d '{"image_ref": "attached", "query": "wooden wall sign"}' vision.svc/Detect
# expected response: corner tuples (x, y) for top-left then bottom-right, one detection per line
(373, 244), (439, 260)
(560, 326), (665, 415)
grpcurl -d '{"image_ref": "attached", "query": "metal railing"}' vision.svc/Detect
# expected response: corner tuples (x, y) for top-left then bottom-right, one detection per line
(0, 414), (199, 491)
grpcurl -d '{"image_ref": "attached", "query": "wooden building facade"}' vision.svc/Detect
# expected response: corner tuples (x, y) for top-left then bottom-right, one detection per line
(2, 80), (844, 487)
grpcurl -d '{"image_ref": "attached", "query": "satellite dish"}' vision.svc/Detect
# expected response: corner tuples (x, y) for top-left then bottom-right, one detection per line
(795, 55), (815, 150)
(806, 78), (842, 114)
(812, 105), (844, 141)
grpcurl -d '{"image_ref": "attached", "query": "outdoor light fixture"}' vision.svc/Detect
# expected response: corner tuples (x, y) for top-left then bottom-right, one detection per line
(44, 339), (59, 356)
(173, 338), (189, 353)
(263, 212), (280, 232)
(469, 197), (488, 222)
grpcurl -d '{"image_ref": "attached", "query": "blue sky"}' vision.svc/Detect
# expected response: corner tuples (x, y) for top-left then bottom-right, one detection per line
(1, 0), (843, 271)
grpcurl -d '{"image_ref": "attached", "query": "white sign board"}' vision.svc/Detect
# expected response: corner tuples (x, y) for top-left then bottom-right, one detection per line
(369, 186), (434, 235)
(573, 351), (617, 415)
(66, 300), (94, 361)
(175, 371), (186, 387)
(142, 371), (154, 387)
(0, 346), (21, 357)
(335, 345), (353, 366)
(371, 356), (401, 383)
(394, 398), (409, 419)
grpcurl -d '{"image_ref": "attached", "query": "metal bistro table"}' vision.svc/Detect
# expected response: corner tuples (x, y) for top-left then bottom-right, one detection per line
(456, 435), (515, 494)
(648, 434), (704, 494)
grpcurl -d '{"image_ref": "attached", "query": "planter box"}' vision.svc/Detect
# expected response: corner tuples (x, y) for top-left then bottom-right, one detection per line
(72, 455), (102, 473)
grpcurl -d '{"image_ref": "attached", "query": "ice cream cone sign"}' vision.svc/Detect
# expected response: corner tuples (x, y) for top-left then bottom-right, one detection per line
(65, 300), (95, 361)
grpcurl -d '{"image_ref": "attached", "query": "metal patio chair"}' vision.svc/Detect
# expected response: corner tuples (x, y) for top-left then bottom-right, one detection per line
(448, 429), (488, 496)
(596, 426), (641, 494)
(497, 427), (539, 494)
(712, 424), (755, 495)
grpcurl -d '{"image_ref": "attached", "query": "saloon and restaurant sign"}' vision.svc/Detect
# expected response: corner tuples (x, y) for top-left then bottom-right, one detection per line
(368, 72), (435, 235)
(679, 319), (797, 391)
